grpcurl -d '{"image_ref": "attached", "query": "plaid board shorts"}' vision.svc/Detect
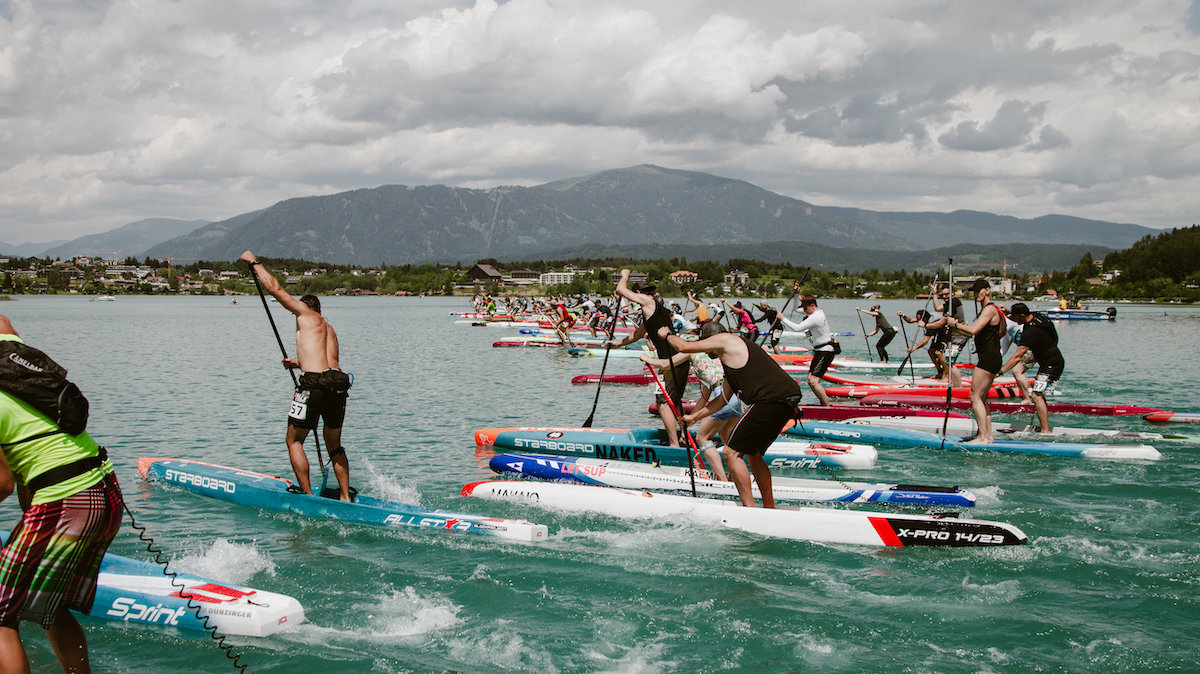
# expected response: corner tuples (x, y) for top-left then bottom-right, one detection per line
(0, 472), (123, 628)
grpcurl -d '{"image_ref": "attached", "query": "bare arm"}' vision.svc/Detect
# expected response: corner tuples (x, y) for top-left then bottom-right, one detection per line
(949, 305), (998, 336)
(241, 251), (310, 318)
(614, 269), (656, 319)
(683, 380), (732, 425)
(1001, 345), (1030, 374)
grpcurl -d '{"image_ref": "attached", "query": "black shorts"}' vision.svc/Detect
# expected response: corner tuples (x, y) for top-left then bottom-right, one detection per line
(725, 400), (797, 457)
(976, 352), (1003, 375)
(653, 366), (688, 410)
(1036, 357), (1065, 383)
(808, 350), (836, 378)
(288, 371), (350, 430)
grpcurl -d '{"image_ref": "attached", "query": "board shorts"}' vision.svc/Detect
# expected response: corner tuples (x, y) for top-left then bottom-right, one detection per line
(0, 472), (123, 628)
(289, 370), (351, 430)
(710, 393), (744, 422)
(724, 400), (797, 457)
(808, 350), (837, 379)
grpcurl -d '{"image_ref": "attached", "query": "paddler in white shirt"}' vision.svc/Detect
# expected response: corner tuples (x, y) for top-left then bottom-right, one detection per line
(777, 286), (835, 405)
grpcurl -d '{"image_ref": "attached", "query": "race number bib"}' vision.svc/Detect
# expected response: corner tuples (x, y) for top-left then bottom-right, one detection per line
(289, 389), (310, 420)
(1032, 375), (1051, 394)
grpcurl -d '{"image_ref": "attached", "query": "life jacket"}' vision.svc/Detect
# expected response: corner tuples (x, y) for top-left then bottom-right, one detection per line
(0, 341), (89, 436)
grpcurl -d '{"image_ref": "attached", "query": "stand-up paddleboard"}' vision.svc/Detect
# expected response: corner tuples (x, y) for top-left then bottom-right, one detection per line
(571, 373), (700, 385)
(138, 458), (548, 542)
(821, 372), (1017, 387)
(830, 415), (1186, 443)
(456, 320), (543, 328)
(1144, 411), (1200, 424)
(462, 481), (1026, 548)
(93, 554), (304, 637)
(492, 339), (570, 348)
(860, 394), (1163, 417)
(783, 420), (1161, 460)
(649, 401), (970, 420)
(489, 453), (976, 507)
(773, 354), (935, 370)
(474, 427), (877, 469)
(826, 384), (1025, 399)
(568, 346), (652, 358)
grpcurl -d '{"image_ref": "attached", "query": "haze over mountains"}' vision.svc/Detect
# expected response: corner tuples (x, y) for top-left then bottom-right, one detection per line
(5, 165), (1154, 271)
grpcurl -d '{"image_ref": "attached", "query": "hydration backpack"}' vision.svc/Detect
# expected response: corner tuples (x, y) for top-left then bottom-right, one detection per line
(0, 340), (89, 435)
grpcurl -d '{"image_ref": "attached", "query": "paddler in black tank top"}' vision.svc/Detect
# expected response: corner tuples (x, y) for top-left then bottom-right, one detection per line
(947, 278), (1005, 443)
(666, 329), (803, 508)
(612, 269), (691, 448)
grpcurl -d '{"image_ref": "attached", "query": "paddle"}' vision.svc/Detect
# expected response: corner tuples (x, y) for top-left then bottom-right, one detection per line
(644, 363), (706, 497)
(941, 258), (955, 445)
(896, 321), (913, 377)
(583, 296), (623, 428)
(249, 263), (329, 491)
(855, 309), (873, 361)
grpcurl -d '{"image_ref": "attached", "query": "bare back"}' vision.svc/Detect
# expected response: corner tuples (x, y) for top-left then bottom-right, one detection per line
(294, 312), (335, 372)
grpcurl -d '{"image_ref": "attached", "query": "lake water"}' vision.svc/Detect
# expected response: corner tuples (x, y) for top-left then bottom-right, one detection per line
(1, 295), (1197, 672)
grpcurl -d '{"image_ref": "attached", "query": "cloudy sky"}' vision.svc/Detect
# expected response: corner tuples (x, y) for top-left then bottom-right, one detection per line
(2, 0), (1199, 245)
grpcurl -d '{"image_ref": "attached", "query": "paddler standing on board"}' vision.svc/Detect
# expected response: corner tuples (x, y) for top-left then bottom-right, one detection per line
(664, 323), (804, 508)
(946, 278), (1005, 444)
(241, 251), (353, 501)
(776, 287), (835, 406)
(611, 270), (691, 448)
(1000, 303), (1066, 433)
(0, 314), (124, 674)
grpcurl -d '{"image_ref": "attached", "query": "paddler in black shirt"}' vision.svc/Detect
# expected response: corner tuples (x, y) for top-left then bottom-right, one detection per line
(1000, 303), (1066, 433)
(612, 269), (691, 448)
(666, 329), (804, 508)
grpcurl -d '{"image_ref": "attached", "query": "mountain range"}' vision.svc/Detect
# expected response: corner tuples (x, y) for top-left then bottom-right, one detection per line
(5, 165), (1155, 270)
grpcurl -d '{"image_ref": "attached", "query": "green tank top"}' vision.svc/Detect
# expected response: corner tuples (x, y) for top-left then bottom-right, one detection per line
(0, 335), (112, 505)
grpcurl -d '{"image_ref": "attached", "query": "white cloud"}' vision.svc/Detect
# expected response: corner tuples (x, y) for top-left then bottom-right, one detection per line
(1, 0), (1198, 246)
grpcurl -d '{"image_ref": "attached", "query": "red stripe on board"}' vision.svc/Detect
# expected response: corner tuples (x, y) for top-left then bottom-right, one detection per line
(868, 517), (903, 547)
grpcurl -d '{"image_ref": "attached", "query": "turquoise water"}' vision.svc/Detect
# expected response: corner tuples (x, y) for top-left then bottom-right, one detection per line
(2, 296), (1198, 673)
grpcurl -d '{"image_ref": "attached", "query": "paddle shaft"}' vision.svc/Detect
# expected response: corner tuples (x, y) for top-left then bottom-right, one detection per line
(583, 297), (623, 427)
(942, 258), (954, 443)
(644, 363), (706, 496)
(856, 310), (873, 361)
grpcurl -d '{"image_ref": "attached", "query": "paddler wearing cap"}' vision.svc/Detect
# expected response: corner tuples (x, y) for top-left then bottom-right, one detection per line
(999, 303), (1065, 433)
(612, 270), (691, 447)
(946, 278), (1006, 443)
(856, 304), (898, 362)
(776, 284), (836, 405)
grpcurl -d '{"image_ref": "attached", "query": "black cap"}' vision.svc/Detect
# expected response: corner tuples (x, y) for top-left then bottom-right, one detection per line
(799, 295), (817, 306)
(1009, 302), (1030, 317)
(970, 278), (990, 294)
(632, 281), (657, 294)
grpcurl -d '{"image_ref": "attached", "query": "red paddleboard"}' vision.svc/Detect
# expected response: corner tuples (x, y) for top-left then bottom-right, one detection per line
(861, 394), (1163, 417)
(1142, 411), (1200, 423)
(826, 385), (1024, 399)
(572, 374), (700, 385)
